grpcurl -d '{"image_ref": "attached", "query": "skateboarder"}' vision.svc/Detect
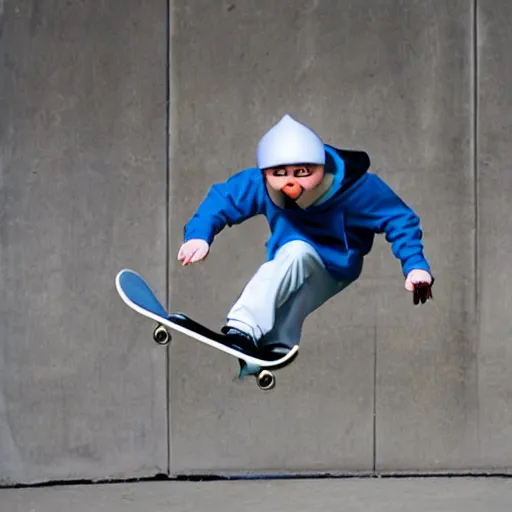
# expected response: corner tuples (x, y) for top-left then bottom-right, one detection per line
(177, 114), (433, 356)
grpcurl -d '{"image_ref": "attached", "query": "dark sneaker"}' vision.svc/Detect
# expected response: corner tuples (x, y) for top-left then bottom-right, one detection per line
(269, 343), (290, 353)
(221, 326), (257, 353)
(259, 342), (290, 358)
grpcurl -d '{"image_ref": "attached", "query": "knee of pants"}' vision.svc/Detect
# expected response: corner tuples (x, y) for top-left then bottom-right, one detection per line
(275, 240), (324, 271)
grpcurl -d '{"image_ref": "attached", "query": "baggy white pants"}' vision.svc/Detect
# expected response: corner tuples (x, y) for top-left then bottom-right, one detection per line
(226, 240), (352, 348)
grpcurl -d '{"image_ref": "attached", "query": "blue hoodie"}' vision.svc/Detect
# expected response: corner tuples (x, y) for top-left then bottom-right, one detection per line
(183, 145), (431, 282)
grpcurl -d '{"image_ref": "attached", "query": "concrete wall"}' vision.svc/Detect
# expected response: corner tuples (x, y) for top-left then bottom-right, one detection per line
(2, 0), (512, 485)
(0, 1), (168, 484)
(168, 0), (479, 475)
(372, 2), (478, 472)
(477, 0), (512, 469)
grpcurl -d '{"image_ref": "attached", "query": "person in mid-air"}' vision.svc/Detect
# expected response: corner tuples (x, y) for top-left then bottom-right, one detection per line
(176, 114), (433, 369)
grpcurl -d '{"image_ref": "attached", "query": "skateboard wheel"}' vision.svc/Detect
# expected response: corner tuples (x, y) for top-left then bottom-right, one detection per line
(256, 369), (275, 391)
(153, 324), (170, 345)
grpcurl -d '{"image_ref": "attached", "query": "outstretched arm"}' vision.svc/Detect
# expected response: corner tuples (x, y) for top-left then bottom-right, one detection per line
(345, 173), (433, 302)
(179, 169), (265, 265)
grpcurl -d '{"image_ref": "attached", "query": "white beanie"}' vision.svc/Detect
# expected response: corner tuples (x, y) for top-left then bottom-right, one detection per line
(256, 114), (325, 169)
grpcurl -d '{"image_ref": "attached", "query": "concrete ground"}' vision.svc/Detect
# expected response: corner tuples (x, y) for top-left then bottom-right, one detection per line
(1, 477), (512, 512)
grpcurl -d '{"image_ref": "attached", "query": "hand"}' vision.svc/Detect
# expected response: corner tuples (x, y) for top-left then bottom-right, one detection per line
(177, 239), (210, 266)
(405, 269), (434, 305)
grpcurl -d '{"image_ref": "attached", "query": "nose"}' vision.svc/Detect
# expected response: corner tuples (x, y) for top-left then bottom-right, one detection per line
(282, 181), (303, 200)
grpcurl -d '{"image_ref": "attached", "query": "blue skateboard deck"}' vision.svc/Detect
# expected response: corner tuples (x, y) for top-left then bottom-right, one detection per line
(115, 269), (299, 389)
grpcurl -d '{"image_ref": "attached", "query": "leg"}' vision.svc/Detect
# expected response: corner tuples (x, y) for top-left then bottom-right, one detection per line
(231, 241), (351, 379)
(259, 266), (351, 350)
(237, 275), (351, 377)
(225, 240), (348, 343)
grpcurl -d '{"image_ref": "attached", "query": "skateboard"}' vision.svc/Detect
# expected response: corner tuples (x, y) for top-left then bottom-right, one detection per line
(115, 269), (299, 390)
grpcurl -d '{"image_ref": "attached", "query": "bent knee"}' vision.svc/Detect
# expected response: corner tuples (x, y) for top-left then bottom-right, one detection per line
(275, 240), (324, 268)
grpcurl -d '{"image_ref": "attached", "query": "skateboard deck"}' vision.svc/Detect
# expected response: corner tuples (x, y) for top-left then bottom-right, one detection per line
(115, 269), (299, 389)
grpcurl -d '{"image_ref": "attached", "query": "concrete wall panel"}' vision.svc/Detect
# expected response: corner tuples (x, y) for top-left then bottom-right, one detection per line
(0, 0), (168, 484)
(168, 0), (381, 474)
(476, 0), (512, 470)
(169, 0), (476, 474)
(372, 1), (479, 471)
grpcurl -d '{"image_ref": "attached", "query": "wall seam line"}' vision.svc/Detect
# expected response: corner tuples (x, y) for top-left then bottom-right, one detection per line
(373, 324), (377, 473)
(473, 0), (481, 452)
(165, 0), (172, 477)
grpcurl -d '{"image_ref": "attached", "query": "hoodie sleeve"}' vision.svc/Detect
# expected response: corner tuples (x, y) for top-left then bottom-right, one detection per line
(183, 168), (265, 245)
(344, 173), (431, 276)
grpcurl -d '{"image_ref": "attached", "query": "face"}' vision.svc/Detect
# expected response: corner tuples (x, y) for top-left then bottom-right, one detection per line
(264, 164), (325, 201)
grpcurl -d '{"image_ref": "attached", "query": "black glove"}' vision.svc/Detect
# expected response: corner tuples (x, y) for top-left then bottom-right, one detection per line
(412, 277), (434, 305)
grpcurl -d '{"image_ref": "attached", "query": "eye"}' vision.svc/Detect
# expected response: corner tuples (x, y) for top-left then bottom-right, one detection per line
(272, 168), (287, 177)
(294, 167), (312, 177)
